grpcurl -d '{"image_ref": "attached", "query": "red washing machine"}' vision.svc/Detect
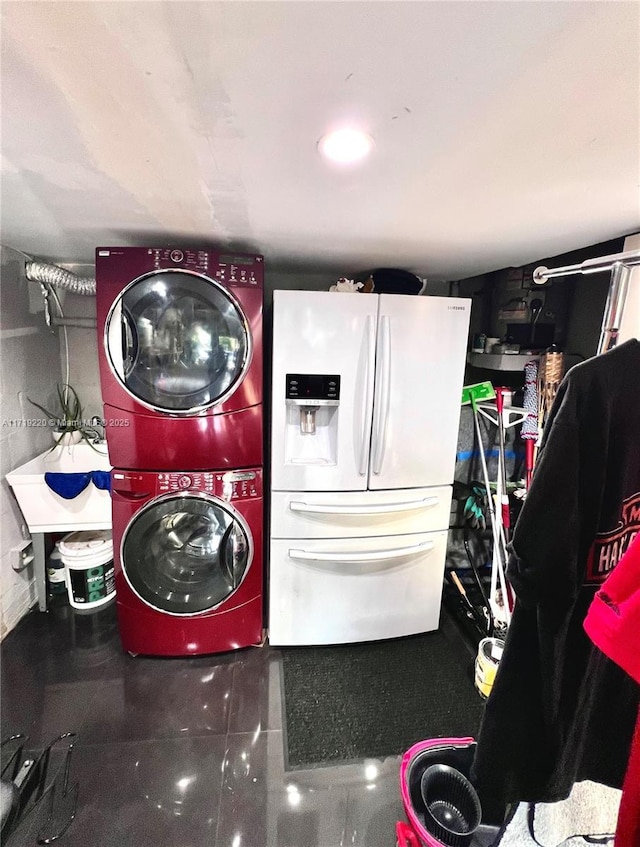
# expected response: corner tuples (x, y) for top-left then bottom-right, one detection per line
(111, 467), (264, 656)
(96, 247), (263, 471)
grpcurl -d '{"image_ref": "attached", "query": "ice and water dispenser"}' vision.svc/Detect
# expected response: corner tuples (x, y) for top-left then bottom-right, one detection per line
(285, 374), (340, 465)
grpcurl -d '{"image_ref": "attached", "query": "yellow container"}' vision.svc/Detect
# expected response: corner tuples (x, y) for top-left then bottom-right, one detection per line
(474, 637), (505, 699)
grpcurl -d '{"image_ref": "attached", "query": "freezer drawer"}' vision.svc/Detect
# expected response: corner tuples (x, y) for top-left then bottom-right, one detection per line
(268, 530), (448, 646)
(270, 486), (452, 539)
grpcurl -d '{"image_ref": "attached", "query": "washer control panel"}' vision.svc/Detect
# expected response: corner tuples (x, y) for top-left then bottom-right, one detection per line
(154, 469), (262, 500)
(215, 470), (260, 502)
(112, 469), (263, 501)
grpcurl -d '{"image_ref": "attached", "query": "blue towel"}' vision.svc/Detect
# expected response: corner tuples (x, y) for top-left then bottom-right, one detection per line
(45, 472), (91, 499)
(45, 471), (112, 499)
(91, 471), (111, 492)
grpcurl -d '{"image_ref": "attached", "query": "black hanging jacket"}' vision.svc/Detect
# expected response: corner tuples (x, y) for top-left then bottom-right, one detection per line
(472, 339), (640, 810)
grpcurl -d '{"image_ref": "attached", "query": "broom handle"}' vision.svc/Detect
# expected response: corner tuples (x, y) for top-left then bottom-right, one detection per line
(472, 399), (510, 624)
(525, 440), (535, 489)
(495, 388), (511, 534)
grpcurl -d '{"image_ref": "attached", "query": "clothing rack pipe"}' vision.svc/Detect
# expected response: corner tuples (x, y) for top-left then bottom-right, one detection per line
(532, 248), (640, 284)
(533, 248), (640, 356)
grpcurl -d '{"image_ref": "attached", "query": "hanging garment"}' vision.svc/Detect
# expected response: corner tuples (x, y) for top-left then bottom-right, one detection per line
(493, 780), (620, 847)
(471, 339), (640, 811)
(583, 533), (640, 682)
(584, 533), (640, 847)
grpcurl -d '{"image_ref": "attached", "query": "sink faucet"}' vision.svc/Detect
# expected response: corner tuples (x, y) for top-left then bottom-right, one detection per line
(87, 416), (106, 444)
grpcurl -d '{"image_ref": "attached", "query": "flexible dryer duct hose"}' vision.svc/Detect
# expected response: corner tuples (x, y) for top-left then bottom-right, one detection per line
(25, 261), (96, 296)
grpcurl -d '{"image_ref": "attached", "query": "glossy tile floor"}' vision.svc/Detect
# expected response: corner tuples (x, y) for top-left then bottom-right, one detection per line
(1, 602), (495, 847)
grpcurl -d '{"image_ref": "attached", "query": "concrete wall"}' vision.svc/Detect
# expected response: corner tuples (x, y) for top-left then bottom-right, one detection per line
(0, 246), (63, 636)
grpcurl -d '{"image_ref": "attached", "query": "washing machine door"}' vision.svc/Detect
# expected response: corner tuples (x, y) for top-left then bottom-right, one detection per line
(105, 269), (251, 414)
(121, 493), (253, 615)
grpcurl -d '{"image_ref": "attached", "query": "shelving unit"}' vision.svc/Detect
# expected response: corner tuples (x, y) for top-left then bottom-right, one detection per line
(467, 352), (540, 371)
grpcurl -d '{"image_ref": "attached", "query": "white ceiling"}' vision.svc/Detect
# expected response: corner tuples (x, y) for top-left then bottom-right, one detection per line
(2, 1), (639, 279)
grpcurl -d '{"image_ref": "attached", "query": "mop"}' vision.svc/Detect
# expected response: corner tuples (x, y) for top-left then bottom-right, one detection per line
(495, 387), (511, 539)
(521, 360), (539, 490)
(461, 383), (511, 629)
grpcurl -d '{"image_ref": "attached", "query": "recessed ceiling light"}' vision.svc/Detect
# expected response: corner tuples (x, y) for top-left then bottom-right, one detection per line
(318, 128), (374, 164)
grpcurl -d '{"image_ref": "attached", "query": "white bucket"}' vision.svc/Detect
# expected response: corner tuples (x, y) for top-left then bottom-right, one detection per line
(59, 530), (115, 612)
(47, 542), (67, 597)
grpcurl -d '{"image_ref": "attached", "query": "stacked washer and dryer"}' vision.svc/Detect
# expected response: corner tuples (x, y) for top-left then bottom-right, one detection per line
(96, 247), (264, 655)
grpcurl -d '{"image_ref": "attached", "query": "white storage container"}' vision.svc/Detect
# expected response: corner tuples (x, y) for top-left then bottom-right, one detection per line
(59, 530), (115, 611)
(47, 543), (67, 597)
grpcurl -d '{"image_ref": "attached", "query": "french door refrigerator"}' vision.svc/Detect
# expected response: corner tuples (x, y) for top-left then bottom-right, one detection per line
(269, 290), (471, 646)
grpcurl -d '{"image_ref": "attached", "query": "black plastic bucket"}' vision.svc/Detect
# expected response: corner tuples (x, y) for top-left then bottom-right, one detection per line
(420, 764), (482, 846)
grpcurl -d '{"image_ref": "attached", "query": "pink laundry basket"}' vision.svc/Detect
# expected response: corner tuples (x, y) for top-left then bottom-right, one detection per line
(396, 737), (487, 847)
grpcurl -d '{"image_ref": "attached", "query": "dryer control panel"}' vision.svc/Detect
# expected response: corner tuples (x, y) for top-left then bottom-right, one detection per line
(96, 247), (264, 289)
(149, 248), (211, 273)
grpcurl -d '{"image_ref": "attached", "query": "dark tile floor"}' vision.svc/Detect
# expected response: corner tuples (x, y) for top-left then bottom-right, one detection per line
(1, 602), (495, 847)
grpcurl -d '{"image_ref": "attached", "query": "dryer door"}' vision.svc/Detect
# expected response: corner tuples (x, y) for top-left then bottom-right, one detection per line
(121, 493), (252, 615)
(105, 269), (251, 414)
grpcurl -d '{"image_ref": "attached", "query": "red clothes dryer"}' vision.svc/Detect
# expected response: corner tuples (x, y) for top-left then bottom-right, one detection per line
(111, 467), (263, 656)
(96, 247), (263, 471)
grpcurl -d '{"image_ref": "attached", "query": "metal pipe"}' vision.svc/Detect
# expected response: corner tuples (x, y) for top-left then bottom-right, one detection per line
(25, 261), (96, 295)
(597, 263), (632, 355)
(533, 248), (640, 285)
(51, 317), (97, 328)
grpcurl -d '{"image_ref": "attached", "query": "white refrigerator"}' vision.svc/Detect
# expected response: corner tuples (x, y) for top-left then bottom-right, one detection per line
(269, 290), (471, 646)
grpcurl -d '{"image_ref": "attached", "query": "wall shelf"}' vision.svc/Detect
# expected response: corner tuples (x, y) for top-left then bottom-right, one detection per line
(466, 352), (540, 371)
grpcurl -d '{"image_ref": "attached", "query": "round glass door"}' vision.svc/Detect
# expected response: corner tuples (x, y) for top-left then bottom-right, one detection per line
(121, 493), (252, 615)
(106, 270), (250, 413)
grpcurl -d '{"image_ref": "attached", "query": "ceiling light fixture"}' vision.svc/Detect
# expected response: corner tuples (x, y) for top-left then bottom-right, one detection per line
(318, 128), (374, 164)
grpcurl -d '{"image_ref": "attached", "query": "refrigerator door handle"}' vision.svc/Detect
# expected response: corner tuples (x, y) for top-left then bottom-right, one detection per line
(358, 315), (376, 476)
(371, 315), (391, 475)
(288, 542), (434, 563)
(289, 497), (439, 515)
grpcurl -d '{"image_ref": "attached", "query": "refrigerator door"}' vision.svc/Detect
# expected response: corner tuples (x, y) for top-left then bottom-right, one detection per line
(268, 530), (448, 645)
(271, 291), (378, 492)
(369, 295), (471, 490)
(270, 486), (452, 539)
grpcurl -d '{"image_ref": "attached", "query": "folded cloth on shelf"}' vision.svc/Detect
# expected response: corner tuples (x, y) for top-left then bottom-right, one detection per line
(44, 471), (111, 500)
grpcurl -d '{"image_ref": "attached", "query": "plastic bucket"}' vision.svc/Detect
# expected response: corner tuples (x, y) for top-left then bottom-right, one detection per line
(47, 542), (67, 597)
(59, 530), (115, 612)
(474, 637), (505, 699)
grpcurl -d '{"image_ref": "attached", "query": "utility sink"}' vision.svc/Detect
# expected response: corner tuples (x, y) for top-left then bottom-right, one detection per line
(6, 443), (112, 533)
